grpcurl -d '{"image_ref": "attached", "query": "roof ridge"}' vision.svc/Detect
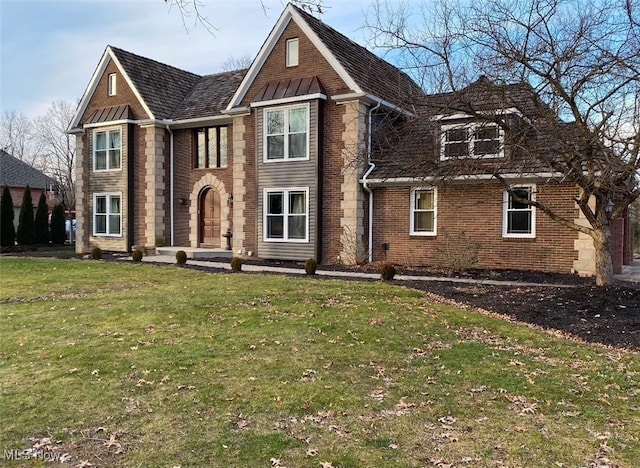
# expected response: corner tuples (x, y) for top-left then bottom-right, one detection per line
(108, 45), (201, 79)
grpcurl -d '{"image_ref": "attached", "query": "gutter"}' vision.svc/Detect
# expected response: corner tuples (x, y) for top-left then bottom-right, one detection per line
(362, 100), (382, 263)
(166, 124), (175, 246)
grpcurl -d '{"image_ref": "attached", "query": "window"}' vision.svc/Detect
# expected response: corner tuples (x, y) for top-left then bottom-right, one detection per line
(195, 126), (228, 168)
(93, 193), (121, 236)
(286, 38), (299, 67)
(441, 123), (503, 159)
(264, 105), (308, 161)
(503, 186), (536, 238)
(108, 73), (117, 96)
(410, 188), (437, 235)
(93, 128), (121, 171)
(264, 188), (308, 242)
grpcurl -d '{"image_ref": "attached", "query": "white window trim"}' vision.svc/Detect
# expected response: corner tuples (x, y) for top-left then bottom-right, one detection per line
(410, 187), (437, 236)
(93, 192), (122, 237)
(263, 103), (310, 163)
(286, 38), (299, 67)
(108, 73), (117, 96)
(440, 122), (504, 160)
(263, 187), (309, 243)
(92, 127), (122, 172)
(502, 185), (536, 238)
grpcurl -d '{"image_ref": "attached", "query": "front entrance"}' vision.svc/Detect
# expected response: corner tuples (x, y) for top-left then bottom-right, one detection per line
(199, 188), (221, 247)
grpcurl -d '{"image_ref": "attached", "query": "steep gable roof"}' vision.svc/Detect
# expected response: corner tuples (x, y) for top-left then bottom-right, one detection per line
(0, 150), (54, 190)
(109, 46), (201, 119)
(227, 4), (423, 111)
(172, 69), (247, 121)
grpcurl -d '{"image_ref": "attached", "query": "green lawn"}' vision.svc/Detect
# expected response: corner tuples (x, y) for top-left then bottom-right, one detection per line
(1, 257), (638, 467)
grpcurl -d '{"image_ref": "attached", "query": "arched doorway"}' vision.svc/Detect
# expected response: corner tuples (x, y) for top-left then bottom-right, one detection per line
(199, 187), (221, 247)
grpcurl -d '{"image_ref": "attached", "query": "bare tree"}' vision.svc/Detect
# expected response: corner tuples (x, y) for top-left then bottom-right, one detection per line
(0, 110), (41, 166)
(165, 0), (325, 33)
(221, 54), (253, 72)
(368, 0), (640, 286)
(34, 100), (76, 210)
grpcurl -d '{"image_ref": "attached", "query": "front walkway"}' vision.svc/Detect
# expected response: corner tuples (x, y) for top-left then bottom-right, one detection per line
(615, 260), (640, 284)
(138, 255), (578, 288)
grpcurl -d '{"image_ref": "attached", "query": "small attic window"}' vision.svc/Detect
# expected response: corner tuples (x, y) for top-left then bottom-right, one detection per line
(108, 73), (117, 96)
(286, 38), (299, 67)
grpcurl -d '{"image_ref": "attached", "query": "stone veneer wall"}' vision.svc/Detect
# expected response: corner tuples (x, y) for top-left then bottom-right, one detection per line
(188, 174), (230, 247)
(232, 116), (247, 253)
(143, 126), (165, 247)
(339, 100), (367, 265)
(572, 196), (596, 276)
(74, 134), (88, 253)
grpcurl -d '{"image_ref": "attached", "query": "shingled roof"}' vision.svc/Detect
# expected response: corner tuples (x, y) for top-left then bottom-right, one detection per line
(109, 46), (201, 119)
(0, 150), (54, 190)
(172, 69), (247, 120)
(294, 6), (424, 107)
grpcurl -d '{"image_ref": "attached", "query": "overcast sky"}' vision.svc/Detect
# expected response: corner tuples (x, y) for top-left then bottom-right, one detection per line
(0, 0), (375, 120)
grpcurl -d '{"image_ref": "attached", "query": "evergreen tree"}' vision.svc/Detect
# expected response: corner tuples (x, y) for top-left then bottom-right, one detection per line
(0, 185), (16, 247)
(34, 192), (49, 244)
(50, 204), (66, 245)
(16, 185), (35, 246)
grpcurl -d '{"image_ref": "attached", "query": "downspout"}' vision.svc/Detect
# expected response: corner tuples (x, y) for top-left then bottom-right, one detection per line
(166, 124), (175, 246)
(362, 100), (382, 263)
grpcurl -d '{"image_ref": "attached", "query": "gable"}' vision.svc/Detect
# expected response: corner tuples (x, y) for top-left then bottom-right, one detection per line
(238, 19), (348, 107)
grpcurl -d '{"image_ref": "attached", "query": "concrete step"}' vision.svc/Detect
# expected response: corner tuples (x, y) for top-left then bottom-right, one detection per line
(155, 247), (233, 260)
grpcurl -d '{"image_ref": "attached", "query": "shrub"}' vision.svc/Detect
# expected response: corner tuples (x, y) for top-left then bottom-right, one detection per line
(175, 250), (187, 265)
(34, 192), (49, 245)
(380, 262), (396, 281)
(0, 185), (15, 247)
(304, 257), (318, 275)
(132, 248), (143, 262)
(16, 186), (35, 245)
(91, 246), (102, 260)
(230, 256), (243, 272)
(50, 204), (67, 245)
(435, 230), (479, 274)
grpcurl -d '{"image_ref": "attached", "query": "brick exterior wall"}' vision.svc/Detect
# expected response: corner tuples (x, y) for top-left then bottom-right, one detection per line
(371, 183), (581, 273)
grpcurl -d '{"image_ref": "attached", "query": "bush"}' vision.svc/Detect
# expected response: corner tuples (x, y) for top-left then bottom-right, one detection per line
(1, 185), (15, 247)
(304, 257), (318, 275)
(230, 256), (243, 272)
(176, 250), (187, 265)
(16, 186), (35, 245)
(132, 248), (143, 262)
(91, 246), (102, 260)
(50, 204), (66, 245)
(34, 192), (49, 245)
(434, 230), (479, 273)
(380, 262), (396, 281)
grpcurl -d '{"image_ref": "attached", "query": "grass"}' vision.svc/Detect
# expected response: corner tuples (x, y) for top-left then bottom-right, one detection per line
(1, 257), (638, 467)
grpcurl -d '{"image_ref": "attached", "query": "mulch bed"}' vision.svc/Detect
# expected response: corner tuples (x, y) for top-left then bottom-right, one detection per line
(4, 248), (639, 351)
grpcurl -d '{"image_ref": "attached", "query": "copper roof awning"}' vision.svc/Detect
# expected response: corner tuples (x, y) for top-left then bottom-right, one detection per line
(85, 104), (131, 124)
(252, 76), (326, 103)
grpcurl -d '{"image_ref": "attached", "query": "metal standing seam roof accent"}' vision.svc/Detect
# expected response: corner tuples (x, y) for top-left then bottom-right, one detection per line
(85, 105), (131, 124)
(252, 76), (326, 102)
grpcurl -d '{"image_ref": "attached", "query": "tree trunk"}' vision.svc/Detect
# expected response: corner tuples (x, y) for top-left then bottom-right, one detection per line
(592, 225), (615, 286)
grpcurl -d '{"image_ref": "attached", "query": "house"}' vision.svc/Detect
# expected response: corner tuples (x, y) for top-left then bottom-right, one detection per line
(0, 150), (56, 228)
(67, 4), (634, 275)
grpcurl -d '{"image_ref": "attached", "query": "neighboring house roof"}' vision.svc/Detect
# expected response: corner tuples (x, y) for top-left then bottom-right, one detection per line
(172, 69), (247, 121)
(227, 4), (424, 111)
(0, 150), (54, 190)
(109, 46), (201, 120)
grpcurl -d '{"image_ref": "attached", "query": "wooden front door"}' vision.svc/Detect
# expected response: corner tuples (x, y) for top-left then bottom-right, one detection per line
(199, 188), (220, 247)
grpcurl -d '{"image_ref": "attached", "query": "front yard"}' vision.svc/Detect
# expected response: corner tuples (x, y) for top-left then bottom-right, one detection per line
(1, 258), (638, 466)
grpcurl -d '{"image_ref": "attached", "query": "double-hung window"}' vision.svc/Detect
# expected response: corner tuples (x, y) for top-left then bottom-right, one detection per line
(264, 105), (308, 161)
(503, 186), (536, 238)
(410, 187), (437, 235)
(94, 193), (122, 236)
(94, 128), (121, 171)
(441, 123), (502, 159)
(264, 188), (308, 242)
(195, 126), (228, 168)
